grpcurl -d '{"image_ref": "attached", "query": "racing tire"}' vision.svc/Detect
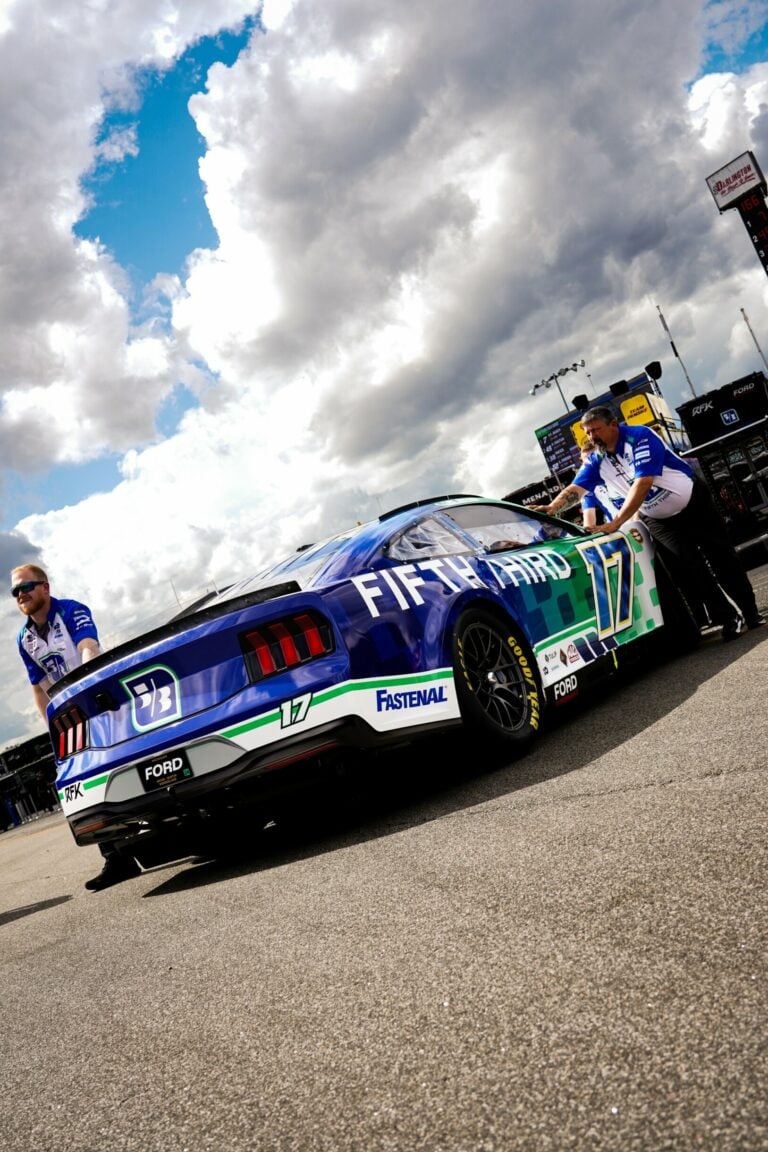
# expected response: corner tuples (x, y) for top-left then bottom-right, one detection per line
(452, 608), (543, 750)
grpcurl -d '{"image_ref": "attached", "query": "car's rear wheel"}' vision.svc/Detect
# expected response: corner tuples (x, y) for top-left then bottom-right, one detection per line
(452, 608), (542, 749)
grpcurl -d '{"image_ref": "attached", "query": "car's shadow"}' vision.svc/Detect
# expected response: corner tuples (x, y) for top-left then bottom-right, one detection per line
(143, 631), (764, 897)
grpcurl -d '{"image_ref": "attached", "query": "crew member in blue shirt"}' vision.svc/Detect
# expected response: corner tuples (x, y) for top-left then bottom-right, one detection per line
(533, 407), (764, 640)
(11, 563), (142, 890)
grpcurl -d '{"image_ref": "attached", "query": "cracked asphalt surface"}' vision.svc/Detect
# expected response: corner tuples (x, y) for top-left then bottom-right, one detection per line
(2, 565), (767, 1152)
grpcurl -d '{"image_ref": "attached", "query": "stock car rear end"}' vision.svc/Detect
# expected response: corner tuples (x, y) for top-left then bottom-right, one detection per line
(48, 495), (694, 867)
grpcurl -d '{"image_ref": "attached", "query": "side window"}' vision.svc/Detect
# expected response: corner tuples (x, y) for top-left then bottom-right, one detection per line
(445, 503), (580, 551)
(385, 517), (469, 561)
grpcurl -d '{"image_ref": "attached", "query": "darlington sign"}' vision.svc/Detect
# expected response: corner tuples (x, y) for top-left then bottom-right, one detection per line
(706, 151), (766, 212)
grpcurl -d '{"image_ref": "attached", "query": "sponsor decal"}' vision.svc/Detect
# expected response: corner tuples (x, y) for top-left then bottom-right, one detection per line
(121, 664), (182, 732)
(64, 782), (83, 802)
(351, 557), (486, 618)
(559, 643), (579, 665)
(143, 756), (187, 782)
(692, 401), (713, 415)
(376, 685), (449, 711)
(721, 408), (738, 425)
(511, 639), (540, 729)
(485, 549), (572, 589)
(733, 383), (755, 397)
(41, 652), (68, 681)
(137, 751), (193, 791)
(351, 551), (573, 617)
(553, 674), (579, 703)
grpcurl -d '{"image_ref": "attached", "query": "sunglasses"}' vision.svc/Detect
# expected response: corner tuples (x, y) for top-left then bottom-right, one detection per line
(11, 580), (45, 598)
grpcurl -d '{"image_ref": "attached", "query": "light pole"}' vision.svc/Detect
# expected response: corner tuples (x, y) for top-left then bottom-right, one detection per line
(529, 359), (588, 414)
(741, 307), (768, 375)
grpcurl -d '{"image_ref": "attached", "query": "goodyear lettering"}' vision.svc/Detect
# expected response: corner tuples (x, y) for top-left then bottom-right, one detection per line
(64, 782), (83, 802)
(376, 686), (448, 711)
(512, 640), (540, 730)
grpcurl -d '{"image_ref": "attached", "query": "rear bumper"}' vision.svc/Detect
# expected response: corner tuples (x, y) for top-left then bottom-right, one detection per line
(67, 720), (354, 846)
(66, 713), (460, 848)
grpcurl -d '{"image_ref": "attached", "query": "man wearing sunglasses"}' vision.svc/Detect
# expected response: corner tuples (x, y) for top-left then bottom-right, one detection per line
(11, 563), (141, 891)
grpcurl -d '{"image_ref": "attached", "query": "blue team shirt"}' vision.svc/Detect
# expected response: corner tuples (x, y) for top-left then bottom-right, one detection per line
(575, 425), (694, 519)
(17, 596), (99, 686)
(581, 481), (622, 519)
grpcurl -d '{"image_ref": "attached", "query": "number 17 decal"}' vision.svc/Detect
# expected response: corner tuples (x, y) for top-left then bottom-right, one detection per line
(576, 535), (634, 638)
(280, 692), (313, 728)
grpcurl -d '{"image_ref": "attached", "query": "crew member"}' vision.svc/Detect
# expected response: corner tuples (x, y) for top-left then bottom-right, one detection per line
(11, 563), (142, 890)
(532, 407), (763, 640)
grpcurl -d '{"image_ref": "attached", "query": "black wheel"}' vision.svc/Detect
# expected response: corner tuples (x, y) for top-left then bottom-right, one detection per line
(452, 608), (542, 748)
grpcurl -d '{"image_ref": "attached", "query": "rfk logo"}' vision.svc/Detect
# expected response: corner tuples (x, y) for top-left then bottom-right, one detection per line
(121, 664), (182, 731)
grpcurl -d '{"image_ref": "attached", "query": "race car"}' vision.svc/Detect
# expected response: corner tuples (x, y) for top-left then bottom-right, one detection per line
(49, 495), (696, 865)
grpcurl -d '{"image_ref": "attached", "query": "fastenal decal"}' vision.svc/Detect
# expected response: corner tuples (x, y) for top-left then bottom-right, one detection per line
(376, 684), (449, 711)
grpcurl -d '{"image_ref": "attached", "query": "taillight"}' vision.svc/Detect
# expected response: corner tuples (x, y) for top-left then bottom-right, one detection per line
(51, 705), (90, 760)
(240, 611), (334, 682)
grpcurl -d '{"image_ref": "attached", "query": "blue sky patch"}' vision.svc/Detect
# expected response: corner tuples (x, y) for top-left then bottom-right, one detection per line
(75, 17), (261, 295)
(700, 9), (768, 77)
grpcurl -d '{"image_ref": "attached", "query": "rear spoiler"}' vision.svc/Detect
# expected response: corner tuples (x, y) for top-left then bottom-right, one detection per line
(47, 581), (301, 700)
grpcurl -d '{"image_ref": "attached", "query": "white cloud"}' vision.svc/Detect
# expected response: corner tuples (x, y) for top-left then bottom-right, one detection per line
(3, 0), (768, 747)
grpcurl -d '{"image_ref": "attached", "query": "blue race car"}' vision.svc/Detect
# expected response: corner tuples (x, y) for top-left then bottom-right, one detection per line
(49, 495), (695, 865)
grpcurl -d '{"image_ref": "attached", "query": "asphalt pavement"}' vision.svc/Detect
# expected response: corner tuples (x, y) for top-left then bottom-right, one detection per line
(1, 565), (767, 1152)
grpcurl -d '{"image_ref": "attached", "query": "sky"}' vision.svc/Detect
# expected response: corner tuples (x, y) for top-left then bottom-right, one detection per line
(1, 0), (768, 748)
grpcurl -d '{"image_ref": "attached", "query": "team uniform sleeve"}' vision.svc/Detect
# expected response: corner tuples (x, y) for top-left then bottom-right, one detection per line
(573, 461), (598, 491)
(581, 490), (597, 510)
(59, 599), (100, 644)
(628, 428), (666, 478)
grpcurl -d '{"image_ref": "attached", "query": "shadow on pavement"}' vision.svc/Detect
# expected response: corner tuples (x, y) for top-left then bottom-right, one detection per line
(142, 627), (766, 898)
(0, 894), (72, 927)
